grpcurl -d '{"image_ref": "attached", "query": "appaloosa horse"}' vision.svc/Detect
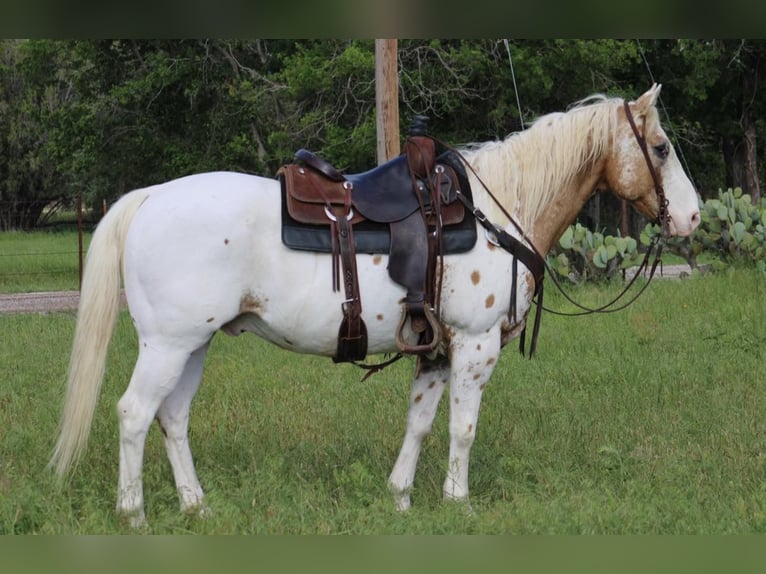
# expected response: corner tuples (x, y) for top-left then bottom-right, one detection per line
(50, 84), (699, 527)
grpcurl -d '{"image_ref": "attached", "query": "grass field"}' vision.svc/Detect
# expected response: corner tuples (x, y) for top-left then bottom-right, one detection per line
(1, 263), (765, 534)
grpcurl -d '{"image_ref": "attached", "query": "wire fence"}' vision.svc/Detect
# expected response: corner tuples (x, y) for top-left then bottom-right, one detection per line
(0, 251), (81, 277)
(0, 194), (102, 293)
(0, 245), (85, 293)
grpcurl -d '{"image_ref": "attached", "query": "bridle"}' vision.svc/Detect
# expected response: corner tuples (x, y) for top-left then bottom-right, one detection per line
(446, 98), (672, 353)
(622, 100), (671, 236)
(535, 101), (672, 318)
(353, 99), (673, 373)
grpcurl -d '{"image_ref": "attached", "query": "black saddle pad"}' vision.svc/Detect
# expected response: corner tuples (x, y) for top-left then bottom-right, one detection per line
(280, 150), (478, 254)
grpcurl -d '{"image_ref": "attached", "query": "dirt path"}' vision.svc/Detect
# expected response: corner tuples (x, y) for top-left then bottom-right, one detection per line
(0, 290), (127, 314)
(624, 263), (696, 281)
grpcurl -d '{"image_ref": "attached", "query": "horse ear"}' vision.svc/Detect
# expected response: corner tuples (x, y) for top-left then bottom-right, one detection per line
(631, 83), (662, 113)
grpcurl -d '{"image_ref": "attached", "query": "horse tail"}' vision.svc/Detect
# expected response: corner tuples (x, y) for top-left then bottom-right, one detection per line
(48, 189), (149, 479)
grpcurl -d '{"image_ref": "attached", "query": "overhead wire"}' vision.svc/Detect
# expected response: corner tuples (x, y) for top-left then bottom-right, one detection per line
(504, 39), (525, 131)
(635, 39), (697, 189)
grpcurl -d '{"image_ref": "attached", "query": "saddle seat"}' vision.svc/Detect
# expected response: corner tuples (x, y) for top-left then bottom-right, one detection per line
(283, 149), (466, 226)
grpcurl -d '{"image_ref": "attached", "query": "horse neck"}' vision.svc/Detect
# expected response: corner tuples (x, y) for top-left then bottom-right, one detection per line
(465, 138), (608, 255)
(530, 167), (605, 254)
(464, 99), (616, 255)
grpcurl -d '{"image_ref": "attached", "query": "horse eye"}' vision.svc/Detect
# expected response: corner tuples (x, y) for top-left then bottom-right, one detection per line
(653, 142), (669, 160)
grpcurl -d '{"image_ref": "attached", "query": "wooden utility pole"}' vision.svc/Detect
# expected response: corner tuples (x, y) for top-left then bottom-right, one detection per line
(375, 39), (400, 165)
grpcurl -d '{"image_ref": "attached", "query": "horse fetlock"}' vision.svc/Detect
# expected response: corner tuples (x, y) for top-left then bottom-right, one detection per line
(178, 487), (208, 517)
(117, 480), (144, 516)
(388, 482), (412, 512)
(443, 465), (469, 502)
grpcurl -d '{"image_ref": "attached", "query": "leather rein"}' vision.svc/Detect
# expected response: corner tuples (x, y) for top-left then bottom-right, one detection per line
(443, 99), (671, 353)
(539, 101), (670, 317)
(349, 99), (671, 373)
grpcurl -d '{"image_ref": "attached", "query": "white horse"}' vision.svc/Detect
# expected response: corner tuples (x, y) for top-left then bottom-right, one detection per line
(49, 84), (700, 527)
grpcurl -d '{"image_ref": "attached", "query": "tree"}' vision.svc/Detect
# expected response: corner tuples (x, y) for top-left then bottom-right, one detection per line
(640, 39), (765, 204)
(1, 39), (763, 231)
(0, 40), (93, 229)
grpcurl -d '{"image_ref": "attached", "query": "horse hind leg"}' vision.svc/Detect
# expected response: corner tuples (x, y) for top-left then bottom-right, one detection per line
(115, 342), (198, 528)
(155, 342), (211, 517)
(388, 356), (450, 511)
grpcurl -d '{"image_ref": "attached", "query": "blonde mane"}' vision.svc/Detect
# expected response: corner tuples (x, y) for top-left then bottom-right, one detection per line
(461, 94), (620, 231)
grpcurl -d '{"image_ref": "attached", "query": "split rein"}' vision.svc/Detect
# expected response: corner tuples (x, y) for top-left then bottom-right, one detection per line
(541, 101), (671, 318)
(440, 99), (671, 344)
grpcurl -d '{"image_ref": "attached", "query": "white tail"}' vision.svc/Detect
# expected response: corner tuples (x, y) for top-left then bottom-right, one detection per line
(49, 190), (149, 478)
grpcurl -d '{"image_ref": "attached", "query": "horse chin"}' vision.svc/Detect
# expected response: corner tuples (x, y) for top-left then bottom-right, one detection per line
(667, 218), (695, 238)
(631, 197), (659, 224)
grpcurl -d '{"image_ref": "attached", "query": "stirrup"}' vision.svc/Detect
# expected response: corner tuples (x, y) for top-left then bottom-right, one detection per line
(395, 304), (442, 356)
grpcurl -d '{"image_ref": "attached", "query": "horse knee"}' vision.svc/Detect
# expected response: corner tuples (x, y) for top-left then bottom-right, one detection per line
(407, 414), (435, 440)
(450, 421), (477, 450)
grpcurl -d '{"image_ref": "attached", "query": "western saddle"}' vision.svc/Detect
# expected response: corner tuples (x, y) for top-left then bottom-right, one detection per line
(278, 118), (476, 363)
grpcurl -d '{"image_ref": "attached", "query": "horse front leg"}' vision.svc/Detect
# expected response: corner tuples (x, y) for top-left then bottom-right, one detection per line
(388, 356), (450, 511)
(443, 327), (501, 507)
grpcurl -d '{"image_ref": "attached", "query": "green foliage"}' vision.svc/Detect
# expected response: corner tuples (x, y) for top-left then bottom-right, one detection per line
(641, 187), (766, 274)
(1, 39), (765, 232)
(548, 223), (642, 284)
(551, 187), (766, 285)
(269, 40), (377, 170)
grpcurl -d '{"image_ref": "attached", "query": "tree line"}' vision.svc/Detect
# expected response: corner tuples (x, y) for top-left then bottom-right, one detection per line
(0, 39), (763, 231)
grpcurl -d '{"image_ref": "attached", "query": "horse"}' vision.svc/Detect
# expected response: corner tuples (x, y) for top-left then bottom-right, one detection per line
(49, 84), (700, 528)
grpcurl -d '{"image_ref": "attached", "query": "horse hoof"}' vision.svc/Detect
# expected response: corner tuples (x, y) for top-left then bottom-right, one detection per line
(119, 510), (148, 530)
(195, 504), (213, 519)
(443, 494), (474, 516)
(181, 501), (212, 520)
(391, 492), (412, 512)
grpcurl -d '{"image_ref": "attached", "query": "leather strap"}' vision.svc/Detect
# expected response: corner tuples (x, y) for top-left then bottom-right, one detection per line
(455, 191), (546, 357)
(623, 101), (670, 234)
(333, 212), (368, 362)
(295, 148), (346, 183)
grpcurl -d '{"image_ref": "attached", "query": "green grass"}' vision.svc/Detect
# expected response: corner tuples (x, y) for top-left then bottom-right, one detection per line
(1, 267), (765, 534)
(0, 230), (92, 293)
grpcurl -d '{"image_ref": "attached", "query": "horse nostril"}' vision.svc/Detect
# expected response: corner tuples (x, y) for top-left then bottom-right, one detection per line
(691, 211), (701, 229)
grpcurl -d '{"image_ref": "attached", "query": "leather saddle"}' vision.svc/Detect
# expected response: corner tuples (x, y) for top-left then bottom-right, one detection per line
(283, 150), (466, 226)
(278, 134), (477, 363)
